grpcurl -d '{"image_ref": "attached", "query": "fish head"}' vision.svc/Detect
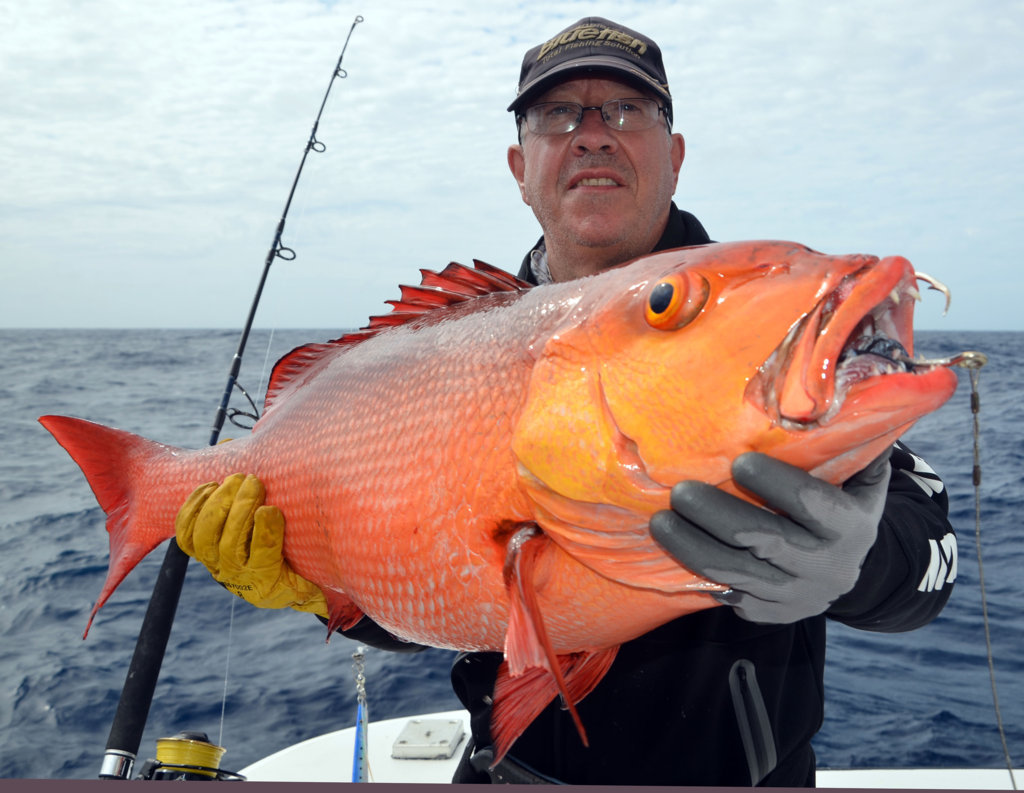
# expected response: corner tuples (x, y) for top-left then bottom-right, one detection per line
(515, 240), (960, 514)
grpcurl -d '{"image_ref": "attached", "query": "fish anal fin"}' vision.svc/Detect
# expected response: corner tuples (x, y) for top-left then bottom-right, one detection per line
(323, 588), (365, 641)
(264, 261), (530, 411)
(490, 648), (619, 767)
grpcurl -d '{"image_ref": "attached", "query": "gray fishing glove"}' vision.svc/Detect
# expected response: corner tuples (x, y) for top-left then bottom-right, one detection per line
(650, 451), (891, 624)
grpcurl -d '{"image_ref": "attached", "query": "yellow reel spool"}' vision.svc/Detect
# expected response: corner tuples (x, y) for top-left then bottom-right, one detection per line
(154, 732), (226, 779)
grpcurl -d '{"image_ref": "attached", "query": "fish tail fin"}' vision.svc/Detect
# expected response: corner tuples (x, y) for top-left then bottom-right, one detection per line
(39, 415), (184, 637)
(492, 526), (618, 764)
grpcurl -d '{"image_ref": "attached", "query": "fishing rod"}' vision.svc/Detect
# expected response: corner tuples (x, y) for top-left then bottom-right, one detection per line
(98, 15), (364, 780)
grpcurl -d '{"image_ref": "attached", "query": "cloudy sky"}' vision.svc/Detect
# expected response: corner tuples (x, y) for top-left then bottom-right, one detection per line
(2, 0), (1021, 330)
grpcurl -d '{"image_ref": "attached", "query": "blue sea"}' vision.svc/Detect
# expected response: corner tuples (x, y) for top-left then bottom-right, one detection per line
(0, 328), (1021, 779)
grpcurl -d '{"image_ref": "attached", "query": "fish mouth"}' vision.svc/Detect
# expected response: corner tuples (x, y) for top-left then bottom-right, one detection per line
(749, 257), (956, 429)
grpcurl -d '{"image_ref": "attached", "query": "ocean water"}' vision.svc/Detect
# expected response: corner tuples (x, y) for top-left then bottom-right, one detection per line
(0, 327), (1021, 779)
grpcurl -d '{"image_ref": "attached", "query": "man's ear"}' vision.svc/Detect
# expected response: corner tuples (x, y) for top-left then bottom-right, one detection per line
(669, 132), (685, 190)
(508, 144), (530, 206)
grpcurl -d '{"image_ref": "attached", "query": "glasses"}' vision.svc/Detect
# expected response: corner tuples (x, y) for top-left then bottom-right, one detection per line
(520, 98), (668, 136)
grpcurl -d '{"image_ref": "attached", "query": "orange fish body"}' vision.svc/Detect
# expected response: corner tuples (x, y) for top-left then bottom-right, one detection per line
(40, 240), (959, 761)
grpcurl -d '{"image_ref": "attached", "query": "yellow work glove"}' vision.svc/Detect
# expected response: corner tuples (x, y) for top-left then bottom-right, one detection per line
(175, 473), (328, 618)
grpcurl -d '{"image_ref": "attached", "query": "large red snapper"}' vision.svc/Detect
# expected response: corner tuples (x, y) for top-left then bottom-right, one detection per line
(40, 240), (960, 761)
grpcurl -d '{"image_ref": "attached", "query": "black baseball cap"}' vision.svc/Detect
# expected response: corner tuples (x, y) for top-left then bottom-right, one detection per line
(508, 17), (673, 125)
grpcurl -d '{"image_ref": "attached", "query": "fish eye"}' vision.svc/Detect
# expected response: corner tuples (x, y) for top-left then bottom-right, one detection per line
(645, 273), (709, 330)
(649, 282), (675, 314)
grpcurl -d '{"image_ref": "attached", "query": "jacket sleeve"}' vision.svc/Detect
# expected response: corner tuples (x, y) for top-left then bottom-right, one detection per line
(827, 441), (956, 632)
(319, 614), (428, 654)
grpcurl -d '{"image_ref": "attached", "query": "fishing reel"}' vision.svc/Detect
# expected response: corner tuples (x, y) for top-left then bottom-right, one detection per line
(135, 730), (246, 781)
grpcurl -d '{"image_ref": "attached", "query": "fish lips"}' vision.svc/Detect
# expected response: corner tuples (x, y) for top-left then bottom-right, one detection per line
(748, 255), (955, 429)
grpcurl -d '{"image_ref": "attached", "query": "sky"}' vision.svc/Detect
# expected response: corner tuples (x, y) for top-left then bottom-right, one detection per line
(2, 0), (1021, 331)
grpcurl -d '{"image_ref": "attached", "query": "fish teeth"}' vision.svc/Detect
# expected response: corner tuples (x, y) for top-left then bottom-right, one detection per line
(889, 284), (922, 305)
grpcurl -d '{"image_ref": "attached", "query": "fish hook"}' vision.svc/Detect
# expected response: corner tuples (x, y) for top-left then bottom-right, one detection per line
(913, 271), (951, 316)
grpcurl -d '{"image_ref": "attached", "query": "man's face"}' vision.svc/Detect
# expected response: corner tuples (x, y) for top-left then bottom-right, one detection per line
(508, 76), (685, 282)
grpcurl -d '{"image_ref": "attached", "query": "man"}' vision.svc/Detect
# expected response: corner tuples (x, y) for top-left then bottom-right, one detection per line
(176, 17), (956, 786)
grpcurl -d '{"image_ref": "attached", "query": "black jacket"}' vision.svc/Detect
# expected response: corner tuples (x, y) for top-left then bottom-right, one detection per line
(348, 205), (957, 785)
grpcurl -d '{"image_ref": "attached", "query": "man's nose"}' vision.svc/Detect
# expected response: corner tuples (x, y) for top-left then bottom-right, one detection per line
(572, 107), (617, 151)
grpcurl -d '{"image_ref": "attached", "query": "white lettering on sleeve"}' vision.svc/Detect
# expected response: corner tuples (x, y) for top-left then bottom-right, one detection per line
(900, 448), (945, 496)
(918, 532), (958, 592)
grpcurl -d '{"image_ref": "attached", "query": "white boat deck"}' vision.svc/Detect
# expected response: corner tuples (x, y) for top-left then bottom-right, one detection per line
(240, 709), (1021, 788)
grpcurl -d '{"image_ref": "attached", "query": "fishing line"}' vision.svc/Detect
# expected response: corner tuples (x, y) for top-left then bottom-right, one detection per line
(98, 14), (365, 780)
(225, 329), (278, 430)
(214, 330), (276, 731)
(217, 597), (238, 750)
(963, 361), (1018, 789)
(257, 328), (278, 401)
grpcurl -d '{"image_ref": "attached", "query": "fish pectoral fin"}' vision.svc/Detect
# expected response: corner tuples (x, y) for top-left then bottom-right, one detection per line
(490, 648), (618, 767)
(323, 588), (365, 638)
(502, 526), (551, 676)
(498, 525), (618, 762)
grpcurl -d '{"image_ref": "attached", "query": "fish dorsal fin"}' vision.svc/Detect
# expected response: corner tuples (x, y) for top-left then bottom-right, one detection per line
(264, 260), (531, 411)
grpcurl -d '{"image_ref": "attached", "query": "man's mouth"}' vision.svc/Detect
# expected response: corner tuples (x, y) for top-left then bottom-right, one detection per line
(568, 169), (625, 189)
(573, 177), (619, 188)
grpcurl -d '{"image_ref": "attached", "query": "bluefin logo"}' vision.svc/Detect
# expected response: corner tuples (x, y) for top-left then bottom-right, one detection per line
(537, 24), (648, 61)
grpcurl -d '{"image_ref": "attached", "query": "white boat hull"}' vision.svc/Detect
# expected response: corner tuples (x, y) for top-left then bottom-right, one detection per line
(239, 709), (1020, 788)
